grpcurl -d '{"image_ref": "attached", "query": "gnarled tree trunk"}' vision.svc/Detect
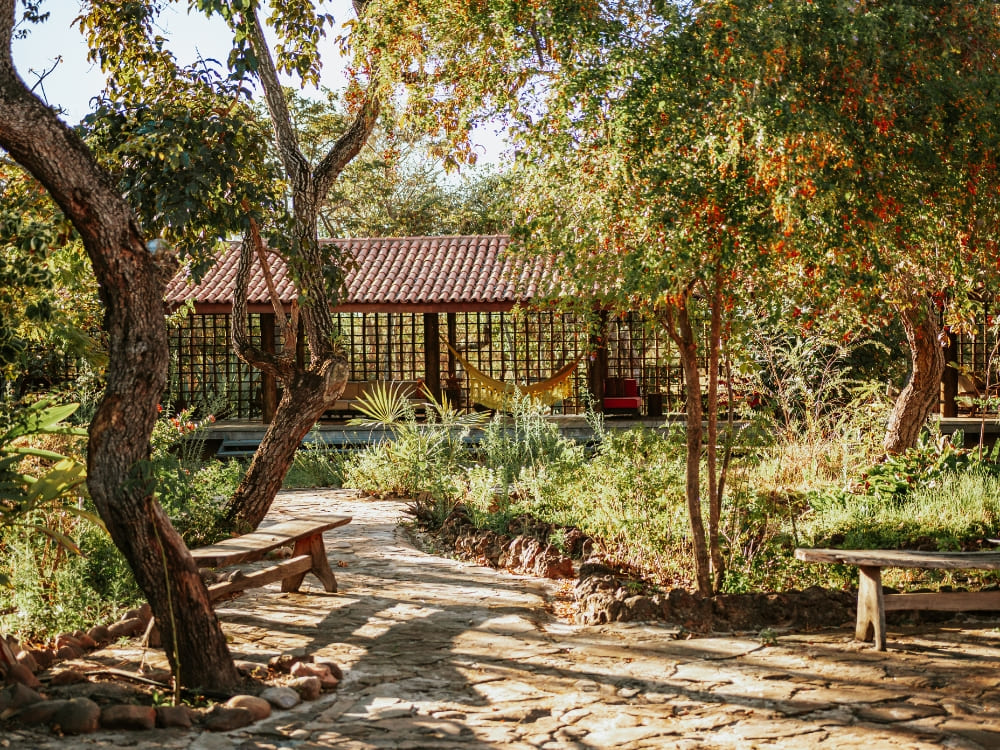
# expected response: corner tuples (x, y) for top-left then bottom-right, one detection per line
(0, 0), (238, 691)
(883, 293), (945, 455)
(222, 5), (378, 530)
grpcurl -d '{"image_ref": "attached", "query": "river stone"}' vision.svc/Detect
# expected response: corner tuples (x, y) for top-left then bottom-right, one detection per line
(27, 648), (54, 670)
(50, 667), (88, 686)
(5, 663), (41, 690)
(156, 705), (193, 728)
(86, 625), (111, 644)
(55, 645), (83, 660)
(269, 653), (311, 674)
(53, 697), (101, 735)
(260, 686), (301, 710)
(15, 650), (38, 674)
(290, 661), (339, 689)
(108, 618), (145, 639)
(55, 633), (82, 650)
(0, 682), (45, 710)
(315, 660), (344, 682)
(101, 704), (157, 730)
(226, 694), (271, 721)
(202, 705), (255, 732)
(290, 675), (322, 701)
(124, 603), (152, 624)
(16, 699), (69, 725)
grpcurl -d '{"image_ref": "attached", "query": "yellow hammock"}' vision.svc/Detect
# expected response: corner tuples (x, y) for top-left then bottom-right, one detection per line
(444, 341), (582, 410)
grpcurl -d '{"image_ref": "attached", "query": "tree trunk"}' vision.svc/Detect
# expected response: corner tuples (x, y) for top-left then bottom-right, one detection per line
(663, 300), (713, 597)
(225, 361), (347, 530)
(0, 1), (238, 691)
(704, 278), (726, 591)
(883, 294), (945, 455)
(219, 7), (377, 530)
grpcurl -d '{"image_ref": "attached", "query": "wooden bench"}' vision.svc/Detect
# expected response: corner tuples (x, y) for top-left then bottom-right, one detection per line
(191, 517), (351, 602)
(795, 547), (1000, 650)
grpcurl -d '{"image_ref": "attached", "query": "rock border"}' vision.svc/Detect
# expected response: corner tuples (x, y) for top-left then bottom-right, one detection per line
(421, 502), (858, 633)
(0, 603), (342, 736)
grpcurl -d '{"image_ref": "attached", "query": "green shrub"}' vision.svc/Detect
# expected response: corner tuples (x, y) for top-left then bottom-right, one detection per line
(0, 404), (242, 638)
(284, 433), (346, 489)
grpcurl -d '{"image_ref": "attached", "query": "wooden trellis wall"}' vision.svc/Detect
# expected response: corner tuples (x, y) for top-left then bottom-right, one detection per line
(165, 309), (686, 420)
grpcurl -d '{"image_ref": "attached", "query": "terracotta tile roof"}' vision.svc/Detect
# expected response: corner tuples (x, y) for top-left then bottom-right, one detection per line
(164, 235), (549, 312)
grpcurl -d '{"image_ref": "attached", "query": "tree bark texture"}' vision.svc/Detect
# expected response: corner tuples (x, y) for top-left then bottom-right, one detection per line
(883, 294), (945, 455)
(0, 1), (238, 691)
(663, 301), (713, 597)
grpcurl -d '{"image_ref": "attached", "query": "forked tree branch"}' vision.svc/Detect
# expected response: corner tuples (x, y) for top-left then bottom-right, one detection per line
(232, 236), (296, 381)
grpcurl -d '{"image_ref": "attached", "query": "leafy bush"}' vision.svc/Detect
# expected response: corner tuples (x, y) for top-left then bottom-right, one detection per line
(284, 432), (347, 489)
(0, 404), (241, 638)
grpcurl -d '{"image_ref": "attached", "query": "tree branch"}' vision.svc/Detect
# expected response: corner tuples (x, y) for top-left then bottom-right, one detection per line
(240, 7), (310, 189)
(313, 94), (381, 198)
(231, 236), (295, 381)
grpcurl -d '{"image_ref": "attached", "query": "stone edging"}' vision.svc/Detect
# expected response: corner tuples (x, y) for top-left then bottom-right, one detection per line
(1, 604), (341, 736)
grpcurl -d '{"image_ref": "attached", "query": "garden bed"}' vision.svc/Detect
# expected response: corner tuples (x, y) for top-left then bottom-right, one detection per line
(410, 499), (860, 634)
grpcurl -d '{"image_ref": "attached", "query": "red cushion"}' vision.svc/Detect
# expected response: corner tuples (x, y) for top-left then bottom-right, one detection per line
(604, 396), (642, 409)
(623, 379), (639, 396)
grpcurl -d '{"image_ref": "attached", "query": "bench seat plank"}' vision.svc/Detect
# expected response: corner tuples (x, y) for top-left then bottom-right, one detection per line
(884, 590), (1000, 612)
(191, 516), (351, 568)
(796, 546), (1000, 651)
(795, 548), (1000, 570)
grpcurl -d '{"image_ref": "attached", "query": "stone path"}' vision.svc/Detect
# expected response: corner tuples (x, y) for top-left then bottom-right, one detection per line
(8, 489), (1000, 749)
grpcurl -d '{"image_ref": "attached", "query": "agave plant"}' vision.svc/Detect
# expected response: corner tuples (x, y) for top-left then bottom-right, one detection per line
(0, 400), (101, 586)
(348, 381), (417, 429)
(349, 381), (489, 430)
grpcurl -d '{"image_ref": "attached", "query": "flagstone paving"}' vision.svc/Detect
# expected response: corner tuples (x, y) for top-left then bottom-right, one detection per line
(7, 488), (1000, 749)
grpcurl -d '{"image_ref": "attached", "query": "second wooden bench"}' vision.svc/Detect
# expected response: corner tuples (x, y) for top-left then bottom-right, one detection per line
(191, 516), (352, 602)
(795, 547), (1000, 650)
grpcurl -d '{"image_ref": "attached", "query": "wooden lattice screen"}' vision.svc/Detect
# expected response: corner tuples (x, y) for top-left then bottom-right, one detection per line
(167, 313), (273, 419)
(167, 309), (685, 419)
(604, 312), (683, 412)
(448, 310), (592, 413)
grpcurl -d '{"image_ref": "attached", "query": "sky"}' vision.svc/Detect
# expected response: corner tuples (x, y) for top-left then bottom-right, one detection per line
(10, 0), (507, 165)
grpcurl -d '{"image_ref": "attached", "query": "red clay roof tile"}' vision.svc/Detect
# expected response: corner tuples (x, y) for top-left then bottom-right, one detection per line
(164, 235), (550, 311)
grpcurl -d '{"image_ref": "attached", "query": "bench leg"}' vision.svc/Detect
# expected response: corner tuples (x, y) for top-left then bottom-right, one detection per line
(281, 534), (338, 594)
(856, 565), (886, 650)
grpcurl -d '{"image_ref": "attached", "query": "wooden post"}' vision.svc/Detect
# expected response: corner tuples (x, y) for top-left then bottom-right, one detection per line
(261, 313), (278, 424)
(447, 313), (457, 378)
(941, 332), (959, 418)
(856, 565), (887, 650)
(281, 533), (338, 594)
(588, 311), (608, 410)
(423, 313), (442, 400)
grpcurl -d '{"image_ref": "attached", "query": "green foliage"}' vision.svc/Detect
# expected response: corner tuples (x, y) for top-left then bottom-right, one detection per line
(0, 405), (242, 638)
(344, 384), (482, 516)
(480, 395), (580, 491)
(806, 471), (1000, 559)
(147, 407), (235, 548)
(284, 432), (347, 489)
(0, 160), (102, 389)
(82, 64), (289, 272)
(0, 400), (94, 580)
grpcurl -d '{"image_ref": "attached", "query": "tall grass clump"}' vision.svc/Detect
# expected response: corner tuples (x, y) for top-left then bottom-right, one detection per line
(745, 331), (894, 491)
(343, 384), (485, 525)
(806, 469), (1000, 552)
